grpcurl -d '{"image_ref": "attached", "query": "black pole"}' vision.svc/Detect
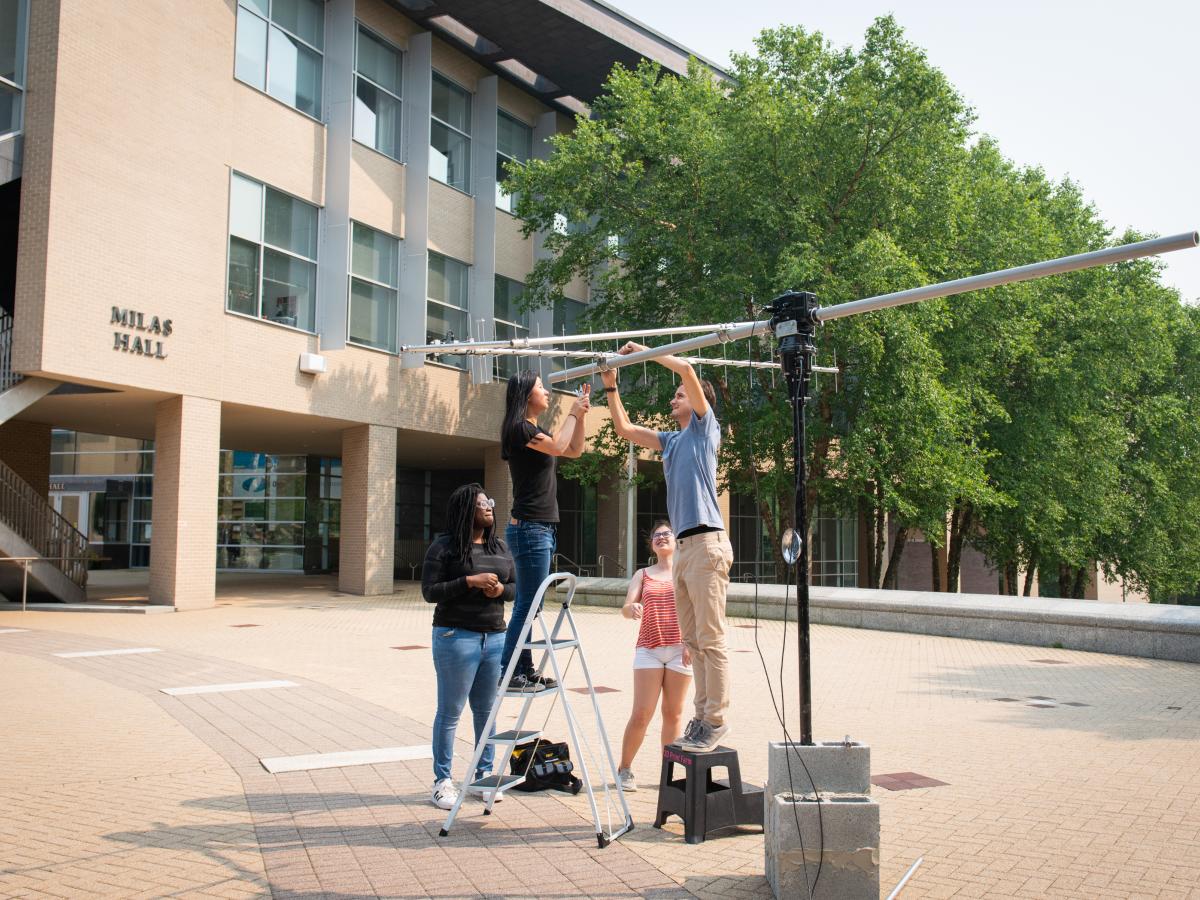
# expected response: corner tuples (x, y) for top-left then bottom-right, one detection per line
(767, 291), (819, 746)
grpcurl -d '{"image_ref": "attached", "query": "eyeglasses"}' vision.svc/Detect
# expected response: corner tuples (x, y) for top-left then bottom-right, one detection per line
(477, 497), (495, 510)
(651, 530), (673, 542)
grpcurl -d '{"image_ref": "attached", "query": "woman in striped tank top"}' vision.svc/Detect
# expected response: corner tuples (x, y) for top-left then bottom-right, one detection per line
(615, 520), (692, 792)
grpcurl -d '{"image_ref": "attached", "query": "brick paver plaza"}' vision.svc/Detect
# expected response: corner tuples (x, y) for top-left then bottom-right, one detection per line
(2, 574), (1198, 899)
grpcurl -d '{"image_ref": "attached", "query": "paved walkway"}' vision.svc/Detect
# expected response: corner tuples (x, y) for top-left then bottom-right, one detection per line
(2, 573), (1199, 898)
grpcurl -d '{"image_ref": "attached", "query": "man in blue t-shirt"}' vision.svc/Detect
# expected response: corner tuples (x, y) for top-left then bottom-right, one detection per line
(601, 341), (734, 753)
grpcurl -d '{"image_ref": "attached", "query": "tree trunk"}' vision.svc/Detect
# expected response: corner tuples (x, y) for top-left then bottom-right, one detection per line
(1003, 561), (1019, 595)
(881, 526), (909, 589)
(871, 484), (887, 589)
(1070, 565), (1087, 599)
(946, 502), (973, 593)
(930, 541), (943, 592)
(1022, 556), (1037, 597)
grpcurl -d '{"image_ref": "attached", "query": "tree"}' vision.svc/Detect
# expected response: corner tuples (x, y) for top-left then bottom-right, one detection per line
(510, 17), (986, 579)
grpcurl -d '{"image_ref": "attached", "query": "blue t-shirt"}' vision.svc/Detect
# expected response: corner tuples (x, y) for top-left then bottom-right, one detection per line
(657, 410), (723, 534)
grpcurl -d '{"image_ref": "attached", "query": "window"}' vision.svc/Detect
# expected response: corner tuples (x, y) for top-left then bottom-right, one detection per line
(427, 252), (469, 368)
(430, 73), (471, 192)
(227, 173), (319, 332)
(496, 111), (532, 213)
(812, 508), (858, 587)
(348, 222), (398, 352)
(218, 451), (308, 571)
(551, 297), (591, 375)
(0, 0), (28, 138)
(353, 24), (402, 161)
(234, 0), (324, 119)
(493, 276), (529, 379)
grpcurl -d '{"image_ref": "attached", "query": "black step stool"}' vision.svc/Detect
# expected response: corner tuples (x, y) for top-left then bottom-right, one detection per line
(653, 744), (764, 844)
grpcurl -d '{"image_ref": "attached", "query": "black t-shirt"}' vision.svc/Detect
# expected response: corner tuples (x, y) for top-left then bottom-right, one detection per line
(507, 420), (558, 523)
(421, 535), (516, 632)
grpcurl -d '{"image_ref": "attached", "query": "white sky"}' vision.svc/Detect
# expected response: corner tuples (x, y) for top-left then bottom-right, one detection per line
(611, 0), (1200, 302)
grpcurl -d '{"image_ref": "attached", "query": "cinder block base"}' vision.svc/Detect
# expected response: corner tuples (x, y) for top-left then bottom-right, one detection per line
(765, 742), (879, 900)
(768, 740), (870, 796)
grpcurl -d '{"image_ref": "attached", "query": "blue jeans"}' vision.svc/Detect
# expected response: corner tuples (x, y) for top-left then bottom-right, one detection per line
(501, 520), (556, 679)
(431, 627), (503, 783)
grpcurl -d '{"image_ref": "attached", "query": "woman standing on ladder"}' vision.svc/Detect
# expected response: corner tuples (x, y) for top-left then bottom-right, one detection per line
(616, 519), (691, 792)
(499, 372), (591, 692)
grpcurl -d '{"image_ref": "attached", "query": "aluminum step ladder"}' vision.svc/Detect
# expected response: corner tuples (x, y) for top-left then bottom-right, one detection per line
(438, 571), (634, 847)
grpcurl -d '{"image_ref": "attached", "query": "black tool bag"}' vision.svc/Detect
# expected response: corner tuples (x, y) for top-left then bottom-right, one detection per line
(508, 739), (583, 794)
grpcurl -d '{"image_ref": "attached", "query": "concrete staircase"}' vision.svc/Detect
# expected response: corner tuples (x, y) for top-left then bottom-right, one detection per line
(0, 308), (85, 603)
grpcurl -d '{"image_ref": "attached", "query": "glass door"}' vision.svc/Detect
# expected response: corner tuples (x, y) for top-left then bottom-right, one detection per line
(53, 492), (88, 534)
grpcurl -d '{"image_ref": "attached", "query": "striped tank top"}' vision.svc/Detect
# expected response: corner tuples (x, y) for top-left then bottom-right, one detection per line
(636, 569), (682, 649)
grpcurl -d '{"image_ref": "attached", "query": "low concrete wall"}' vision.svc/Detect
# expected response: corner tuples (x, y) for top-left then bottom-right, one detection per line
(567, 579), (1200, 664)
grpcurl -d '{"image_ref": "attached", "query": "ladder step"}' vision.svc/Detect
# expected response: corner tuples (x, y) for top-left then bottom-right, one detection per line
(503, 685), (561, 698)
(470, 773), (525, 791)
(488, 729), (542, 744)
(524, 638), (579, 650)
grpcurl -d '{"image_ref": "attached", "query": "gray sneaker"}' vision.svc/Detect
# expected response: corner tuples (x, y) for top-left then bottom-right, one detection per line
(679, 721), (730, 753)
(673, 717), (702, 745)
(505, 674), (546, 693)
(616, 767), (638, 792)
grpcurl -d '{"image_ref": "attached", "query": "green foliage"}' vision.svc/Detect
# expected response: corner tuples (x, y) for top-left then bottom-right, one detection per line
(507, 16), (1200, 596)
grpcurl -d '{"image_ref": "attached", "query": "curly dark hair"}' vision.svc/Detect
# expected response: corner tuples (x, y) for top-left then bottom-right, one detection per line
(443, 482), (501, 568)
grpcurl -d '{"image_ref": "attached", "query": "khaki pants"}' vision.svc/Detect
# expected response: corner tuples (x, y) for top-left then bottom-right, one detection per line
(673, 531), (733, 727)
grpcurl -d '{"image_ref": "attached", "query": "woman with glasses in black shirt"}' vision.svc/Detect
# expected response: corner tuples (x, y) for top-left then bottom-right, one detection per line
(422, 483), (515, 810)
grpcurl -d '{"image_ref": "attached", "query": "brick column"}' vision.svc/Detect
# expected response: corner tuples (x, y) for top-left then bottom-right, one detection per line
(339, 424), (396, 595)
(0, 421), (51, 499)
(150, 396), (220, 610)
(483, 446), (512, 526)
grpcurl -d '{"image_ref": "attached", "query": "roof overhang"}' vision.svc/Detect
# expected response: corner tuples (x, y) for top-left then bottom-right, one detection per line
(384, 0), (728, 116)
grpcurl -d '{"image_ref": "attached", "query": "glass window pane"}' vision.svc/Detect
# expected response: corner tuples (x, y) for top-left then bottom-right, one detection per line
(349, 278), (397, 352)
(494, 276), (528, 326)
(431, 73), (470, 132)
(227, 236), (260, 316)
(428, 254), (468, 308)
(0, 0), (24, 84)
(497, 112), (532, 161)
(356, 26), (400, 95)
(271, 0), (324, 50)
(267, 25), (323, 118)
(234, 6), (267, 91)
(430, 120), (470, 192)
(263, 248), (316, 330)
(264, 188), (318, 259)
(0, 82), (18, 136)
(426, 302), (468, 368)
(354, 78), (402, 160)
(553, 298), (586, 335)
(229, 174), (263, 241)
(238, 0), (269, 16)
(350, 223), (398, 286)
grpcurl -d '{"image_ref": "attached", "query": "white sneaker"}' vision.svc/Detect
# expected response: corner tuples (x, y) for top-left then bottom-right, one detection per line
(617, 767), (638, 792)
(431, 778), (459, 810)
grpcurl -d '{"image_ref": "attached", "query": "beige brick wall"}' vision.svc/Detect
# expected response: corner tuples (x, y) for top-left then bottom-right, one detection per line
(339, 424), (396, 595)
(350, 142), (406, 238)
(495, 214), (534, 281)
(431, 38), (486, 92)
(149, 396), (220, 610)
(428, 179), (474, 262)
(0, 421), (51, 499)
(497, 81), (545, 126)
(356, 0), (421, 47)
(11, 0), (61, 372)
(483, 445), (513, 527)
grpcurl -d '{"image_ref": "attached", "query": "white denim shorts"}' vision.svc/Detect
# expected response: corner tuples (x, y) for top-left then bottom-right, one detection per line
(633, 643), (692, 675)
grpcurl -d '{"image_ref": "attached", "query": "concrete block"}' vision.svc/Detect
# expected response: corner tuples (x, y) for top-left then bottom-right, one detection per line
(766, 794), (879, 900)
(768, 741), (870, 796)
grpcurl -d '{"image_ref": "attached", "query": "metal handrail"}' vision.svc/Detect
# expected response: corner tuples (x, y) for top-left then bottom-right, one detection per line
(552, 552), (594, 578)
(0, 458), (90, 588)
(0, 308), (18, 391)
(596, 554), (626, 578)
